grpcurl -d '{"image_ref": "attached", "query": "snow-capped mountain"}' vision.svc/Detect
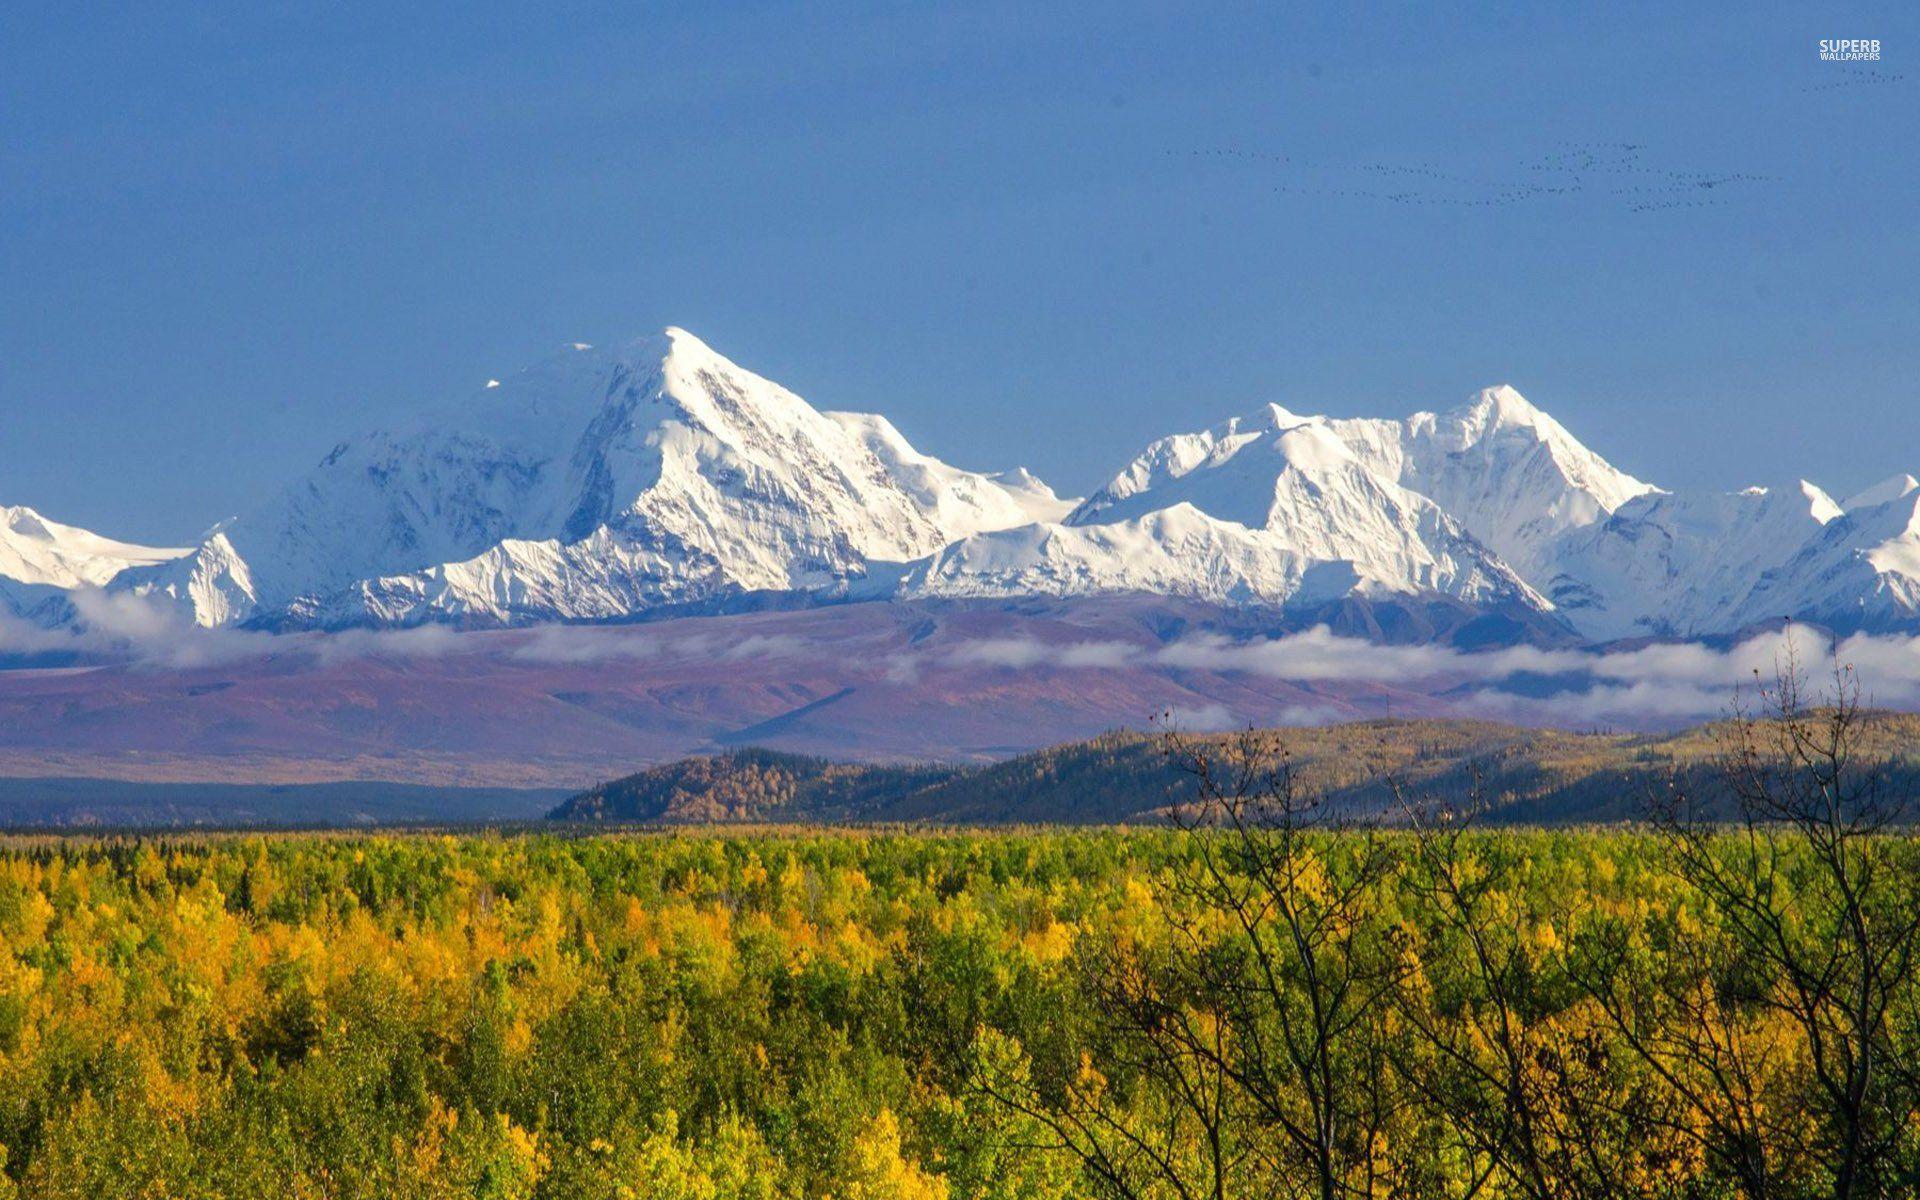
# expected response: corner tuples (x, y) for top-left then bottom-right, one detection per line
(881, 383), (1920, 639)
(1066, 387), (1651, 578)
(10, 330), (1920, 645)
(892, 404), (1549, 614)
(115, 329), (1071, 628)
(0, 506), (186, 618)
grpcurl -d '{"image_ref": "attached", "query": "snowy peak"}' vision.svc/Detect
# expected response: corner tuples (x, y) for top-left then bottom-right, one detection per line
(1442, 384), (1552, 439)
(128, 328), (1071, 628)
(0, 505), (186, 592)
(1394, 386), (1654, 576)
(0, 505), (189, 624)
(1075, 384), (1650, 579)
(1844, 473), (1920, 512)
(905, 396), (1551, 615)
(1056, 382), (1648, 605)
(1795, 479), (1847, 525)
(1067, 403), (1305, 526)
(116, 531), (256, 628)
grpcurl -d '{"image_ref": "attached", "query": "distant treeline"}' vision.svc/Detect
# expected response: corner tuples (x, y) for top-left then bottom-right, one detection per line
(0, 778), (564, 829)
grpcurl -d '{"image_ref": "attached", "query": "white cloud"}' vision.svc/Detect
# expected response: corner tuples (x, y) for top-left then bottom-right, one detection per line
(507, 624), (663, 664)
(909, 623), (1920, 728)
(0, 609), (76, 657)
(943, 637), (1143, 670)
(943, 637), (1056, 668)
(718, 633), (809, 662)
(1056, 640), (1139, 669)
(63, 590), (280, 669)
(307, 623), (470, 666)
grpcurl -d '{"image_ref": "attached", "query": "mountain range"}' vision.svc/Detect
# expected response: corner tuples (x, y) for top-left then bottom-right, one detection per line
(8, 327), (1920, 645)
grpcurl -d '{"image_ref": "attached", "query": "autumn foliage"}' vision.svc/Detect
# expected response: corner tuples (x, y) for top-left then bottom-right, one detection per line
(1, 678), (1917, 1197)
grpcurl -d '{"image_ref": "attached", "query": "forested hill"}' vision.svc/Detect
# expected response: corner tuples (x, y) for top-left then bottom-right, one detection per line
(547, 714), (1920, 825)
(550, 749), (964, 824)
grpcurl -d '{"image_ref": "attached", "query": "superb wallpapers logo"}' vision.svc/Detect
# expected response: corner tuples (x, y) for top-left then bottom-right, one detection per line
(1820, 39), (1882, 61)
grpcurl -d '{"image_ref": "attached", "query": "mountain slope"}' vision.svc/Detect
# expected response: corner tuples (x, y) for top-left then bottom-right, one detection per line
(1732, 489), (1920, 633)
(1541, 481), (1843, 640)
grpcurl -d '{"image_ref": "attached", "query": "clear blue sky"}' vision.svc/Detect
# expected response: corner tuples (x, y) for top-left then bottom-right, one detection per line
(3, 2), (1915, 543)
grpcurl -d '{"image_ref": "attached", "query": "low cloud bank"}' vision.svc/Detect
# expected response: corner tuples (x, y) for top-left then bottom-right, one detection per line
(6, 591), (1920, 729)
(0, 592), (845, 672)
(939, 625), (1920, 727)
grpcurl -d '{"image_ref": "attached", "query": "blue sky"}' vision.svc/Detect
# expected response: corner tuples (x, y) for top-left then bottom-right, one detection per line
(3, 2), (1915, 543)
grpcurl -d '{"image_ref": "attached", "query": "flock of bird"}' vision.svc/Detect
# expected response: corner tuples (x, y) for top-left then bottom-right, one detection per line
(1802, 68), (1905, 94)
(1174, 140), (1773, 214)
